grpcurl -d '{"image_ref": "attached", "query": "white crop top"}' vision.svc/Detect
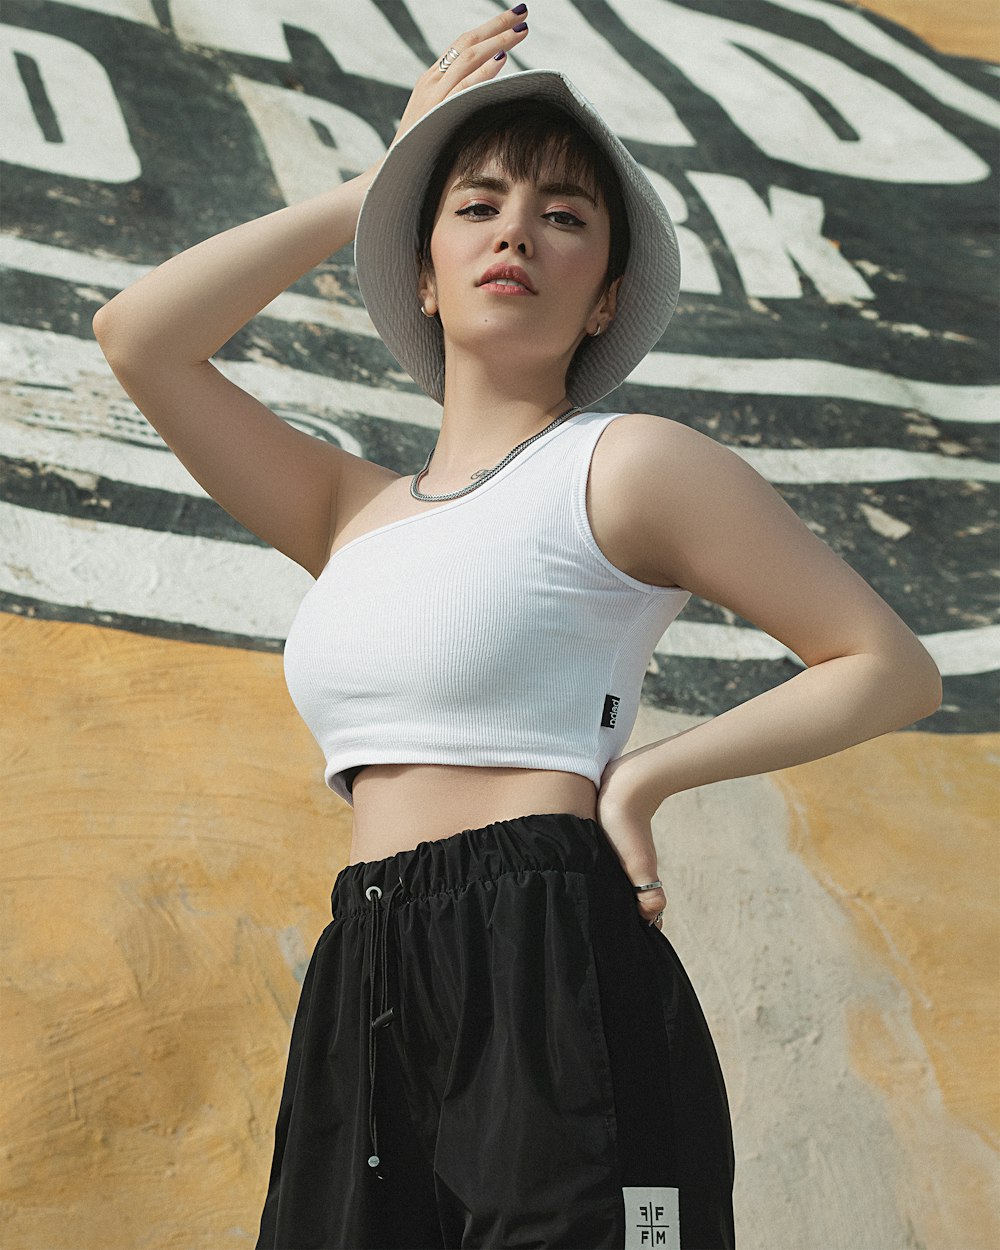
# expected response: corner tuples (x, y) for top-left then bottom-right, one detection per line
(283, 410), (691, 805)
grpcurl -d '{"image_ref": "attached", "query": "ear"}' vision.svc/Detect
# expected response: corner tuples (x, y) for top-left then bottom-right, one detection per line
(599, 274), (623, 324)
(585, 275), (623, 339)
(417, 256), (438, 316)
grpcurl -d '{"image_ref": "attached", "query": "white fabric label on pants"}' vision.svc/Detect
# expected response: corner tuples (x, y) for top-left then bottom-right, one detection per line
(622, 1186), (681, 1249)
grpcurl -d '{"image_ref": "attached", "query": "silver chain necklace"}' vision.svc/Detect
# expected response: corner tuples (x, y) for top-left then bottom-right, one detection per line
(410, 403), (583, 502)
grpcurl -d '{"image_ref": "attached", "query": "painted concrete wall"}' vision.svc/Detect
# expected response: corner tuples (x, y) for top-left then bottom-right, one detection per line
(2, 2), (997, 1246)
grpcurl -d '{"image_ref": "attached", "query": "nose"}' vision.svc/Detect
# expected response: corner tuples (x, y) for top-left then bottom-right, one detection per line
(495, 236), (530, 256)
(491, 200), (534, 257)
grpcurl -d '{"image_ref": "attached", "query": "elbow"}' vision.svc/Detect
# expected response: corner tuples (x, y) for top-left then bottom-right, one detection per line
(911, 633), (944, 717)
(854, 631), (943, 727)
(92, 290), (136, 345)
(920, 660), (944, 718)
(92, 296), (146, 374)
(896, 642), (944, 723)
(92, 298), (121, 356)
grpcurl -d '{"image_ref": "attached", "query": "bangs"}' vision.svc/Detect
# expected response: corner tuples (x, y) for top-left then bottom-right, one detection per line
(447, 127), (603, 211)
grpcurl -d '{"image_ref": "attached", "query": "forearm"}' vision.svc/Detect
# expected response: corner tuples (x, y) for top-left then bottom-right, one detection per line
(617, 650), (943, 817)
(93, 162), (382, 365)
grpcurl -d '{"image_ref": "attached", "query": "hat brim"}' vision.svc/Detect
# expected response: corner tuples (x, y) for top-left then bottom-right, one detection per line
(354, 68), (680, 409)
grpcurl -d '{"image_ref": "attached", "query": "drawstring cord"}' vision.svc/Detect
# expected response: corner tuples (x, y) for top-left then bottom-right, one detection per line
(364, 877), (404, 1179)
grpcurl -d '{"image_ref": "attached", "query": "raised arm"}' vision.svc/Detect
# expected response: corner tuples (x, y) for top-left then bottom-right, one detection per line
(92, 9), (531, 578)
(91, 167), (382, 579)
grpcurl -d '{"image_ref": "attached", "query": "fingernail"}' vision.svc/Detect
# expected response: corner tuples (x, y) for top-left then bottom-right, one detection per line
(494, 50), (506, 60)
(513, 21), (527, 31)
(512, 4), (528, 13)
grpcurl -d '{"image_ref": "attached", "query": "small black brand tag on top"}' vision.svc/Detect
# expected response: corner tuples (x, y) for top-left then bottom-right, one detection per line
(601, 694), (620, 728)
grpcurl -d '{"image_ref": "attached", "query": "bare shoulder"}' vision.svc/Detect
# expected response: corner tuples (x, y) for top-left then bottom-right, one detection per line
(596, 411), (720, 463)
(327, 446), (402, 556)
(593, 410), (773, 517)
(591, 409), (793, 594)
(587, 412), (723, 589)
(335, 444), (402, 503)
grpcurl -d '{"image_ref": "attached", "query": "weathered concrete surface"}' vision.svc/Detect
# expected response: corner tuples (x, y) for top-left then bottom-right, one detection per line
(632, 699), (999, 1250)
(1, 613), (349, 1248)
(3, 616), (997, 1248)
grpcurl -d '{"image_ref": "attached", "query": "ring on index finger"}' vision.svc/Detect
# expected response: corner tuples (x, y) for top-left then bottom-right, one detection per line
(437, 46), (460, 72)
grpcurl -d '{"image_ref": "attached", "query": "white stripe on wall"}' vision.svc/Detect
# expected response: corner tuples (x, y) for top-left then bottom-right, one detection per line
(4, 409), (997, 494)
(0, 233), (379, 338)
(1, 502), (994, 675)
(1, 323), (442, 430)
(658, 619), (999, 676)
(629, 353), (999, 424)
(735, 446), (999, 484)
(3, 326), (997, 484)
(0, 499), (312, 638)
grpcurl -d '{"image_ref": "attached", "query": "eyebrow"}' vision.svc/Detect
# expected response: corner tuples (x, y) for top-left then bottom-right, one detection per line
(450, 173), (597, 208)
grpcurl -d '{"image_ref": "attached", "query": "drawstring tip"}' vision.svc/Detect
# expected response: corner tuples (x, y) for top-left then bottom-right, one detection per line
(371, 1007), (395, 1028)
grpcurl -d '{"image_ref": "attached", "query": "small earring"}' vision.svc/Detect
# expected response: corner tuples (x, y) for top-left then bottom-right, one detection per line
(420, 304), (432, 318)
(591, 324), (602, 337)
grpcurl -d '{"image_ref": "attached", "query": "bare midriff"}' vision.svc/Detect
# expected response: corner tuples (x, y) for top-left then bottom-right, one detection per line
(346, 763), (598, 865)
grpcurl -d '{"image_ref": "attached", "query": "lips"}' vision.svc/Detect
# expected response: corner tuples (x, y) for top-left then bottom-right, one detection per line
(478, 263), (536, 293)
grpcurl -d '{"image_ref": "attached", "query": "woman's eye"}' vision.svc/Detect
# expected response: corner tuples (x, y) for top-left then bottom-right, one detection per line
(456, 202), (496, 219)
(455, 203), (584, 226)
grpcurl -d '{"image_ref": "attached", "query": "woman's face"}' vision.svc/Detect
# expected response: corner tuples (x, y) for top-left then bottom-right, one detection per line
(419, 147), (620, 377)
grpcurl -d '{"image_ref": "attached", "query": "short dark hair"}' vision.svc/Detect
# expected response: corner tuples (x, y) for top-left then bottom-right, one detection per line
(416, 98), (630, 299)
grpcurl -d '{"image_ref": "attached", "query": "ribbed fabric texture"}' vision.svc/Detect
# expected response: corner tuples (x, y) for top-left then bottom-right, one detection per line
(282, 410), (691, 806)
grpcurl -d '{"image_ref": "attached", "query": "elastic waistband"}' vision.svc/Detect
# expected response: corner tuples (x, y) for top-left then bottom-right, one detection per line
(330, 811), (607, 918)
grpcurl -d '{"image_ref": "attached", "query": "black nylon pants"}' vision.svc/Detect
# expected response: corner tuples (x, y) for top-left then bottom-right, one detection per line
(255, 812), (735, 1249)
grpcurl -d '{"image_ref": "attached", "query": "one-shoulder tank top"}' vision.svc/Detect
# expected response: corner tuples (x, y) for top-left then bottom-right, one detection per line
(282, 410), (691, 805)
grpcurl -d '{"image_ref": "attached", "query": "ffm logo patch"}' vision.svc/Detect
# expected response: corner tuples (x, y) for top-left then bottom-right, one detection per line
(623, 1186), (680, 1249)
(601, 693), (620, 728)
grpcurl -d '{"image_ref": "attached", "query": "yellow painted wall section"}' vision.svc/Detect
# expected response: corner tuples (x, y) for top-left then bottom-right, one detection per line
(771, 734), (1000, 1248)
(772, 732), (999, 1152)
(2, 613), (348, 1248)
(854, 0), (1000, 61)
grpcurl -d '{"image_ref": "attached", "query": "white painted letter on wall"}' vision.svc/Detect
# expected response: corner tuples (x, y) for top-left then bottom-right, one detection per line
(0, 25), (140, 183)
(609, 0), (989, 184)
(231, 76), (385, 205)
(171, 0), (425, 88)
(690, 173), (875, 301)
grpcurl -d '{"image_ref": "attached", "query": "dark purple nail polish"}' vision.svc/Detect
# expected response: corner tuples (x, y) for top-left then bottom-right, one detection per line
(512, 4), (528, 14)
(513, 21), (527, 32)
(494, 50), (506, 60)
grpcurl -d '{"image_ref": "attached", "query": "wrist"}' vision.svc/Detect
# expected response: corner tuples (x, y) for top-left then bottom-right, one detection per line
(602, 749), (672, 822)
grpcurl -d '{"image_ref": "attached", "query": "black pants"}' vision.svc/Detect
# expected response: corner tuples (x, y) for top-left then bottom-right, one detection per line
(255, 812), (735, 1249)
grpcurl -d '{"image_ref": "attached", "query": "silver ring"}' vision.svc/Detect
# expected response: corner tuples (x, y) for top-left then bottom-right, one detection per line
(632, 879), (662, 893)
(437, 46), (460, 72)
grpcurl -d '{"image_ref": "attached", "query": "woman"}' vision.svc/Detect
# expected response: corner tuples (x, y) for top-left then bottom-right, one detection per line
(93, 8), (942, 1249)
